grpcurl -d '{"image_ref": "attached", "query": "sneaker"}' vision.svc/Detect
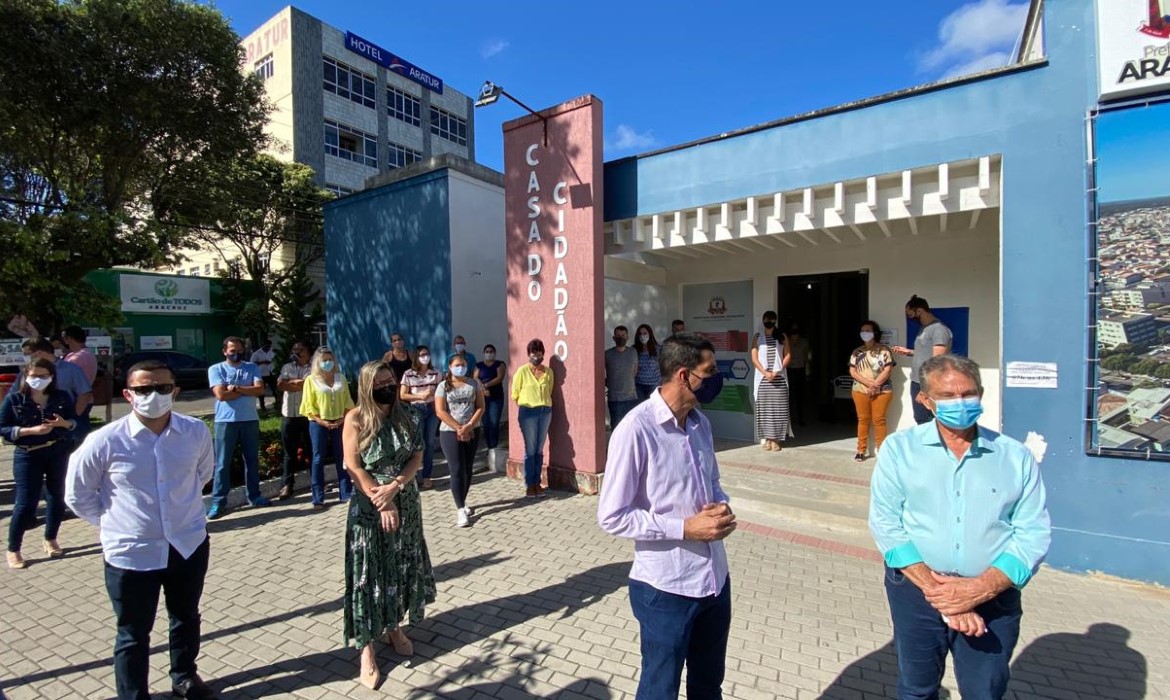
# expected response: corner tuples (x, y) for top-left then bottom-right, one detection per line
(853, 453), (866, 463)
(535, 485), (547, 498)
(277, 484), (294, 501)
(250, 496), (273, 507)
(456, 508), (470, 527)
(206, 504), (225, 520)
(525, 486), (537, 499)
(464, 506), (474, 516)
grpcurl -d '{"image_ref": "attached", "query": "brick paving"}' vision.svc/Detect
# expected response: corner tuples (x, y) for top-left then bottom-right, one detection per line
(2, 447), (1169, 699)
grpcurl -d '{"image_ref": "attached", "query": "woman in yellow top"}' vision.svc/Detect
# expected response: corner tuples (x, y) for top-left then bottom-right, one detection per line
(300, 347), (355, 507)
(510, 339), (554, 498)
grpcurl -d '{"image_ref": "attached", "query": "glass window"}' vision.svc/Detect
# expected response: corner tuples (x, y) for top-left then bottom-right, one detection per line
(429, 106), (467, 146)
(387, 141), (423, 170)
(387, 86), (422, 127)
(253, 53), (274, 81)
(324, 120), (378, 169)
(323, 57), (375, 109)
(189, 267), (200, 277)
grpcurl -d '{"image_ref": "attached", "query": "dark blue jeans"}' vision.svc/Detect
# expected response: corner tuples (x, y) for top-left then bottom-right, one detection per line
(517, 405), (551, 486)
(482, 395), (504, 449)
(280, 416), (311, 487)
(8, 442), (69, 552)
(104, 537), (210, 700)
(909, 381), (934, 425)
(308, 421), (352, 505)
(885, 566), (1022, 700)
(628, 576), (732, 700)
(635, 384), (656, 402)
(210, 420), (261, 508)
(608, 399), (639, 428)
(413, 402), (439, 481)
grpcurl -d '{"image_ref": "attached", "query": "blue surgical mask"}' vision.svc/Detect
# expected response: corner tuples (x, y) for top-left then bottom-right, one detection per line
(691, 372), (725, 405)
(451, 365), (468, 377)
(931, 397), (983, 430)
(321, 360), (335, 371)
(227, 353), (241, 363)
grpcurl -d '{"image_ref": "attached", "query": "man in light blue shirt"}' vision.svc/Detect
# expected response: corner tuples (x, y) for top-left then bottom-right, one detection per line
(67, 358), (219, 700)
(444, 334), (477, 372)
(206, 336), (270, 519)
(869, 354), (1050, 700)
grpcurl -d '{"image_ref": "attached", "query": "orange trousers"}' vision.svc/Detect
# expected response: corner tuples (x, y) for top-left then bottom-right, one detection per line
(852, 391), (892, 454)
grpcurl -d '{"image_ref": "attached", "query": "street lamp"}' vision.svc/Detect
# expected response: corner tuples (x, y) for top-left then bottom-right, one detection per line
(475, 81), (547, 144)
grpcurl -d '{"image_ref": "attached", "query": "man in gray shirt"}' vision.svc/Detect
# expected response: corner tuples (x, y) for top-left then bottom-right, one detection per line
(605, 325), (640, 428)
(892, 295), (953, 424)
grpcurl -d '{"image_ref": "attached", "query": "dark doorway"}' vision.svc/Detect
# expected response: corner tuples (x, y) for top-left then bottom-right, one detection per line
(777, 271), (868, 425)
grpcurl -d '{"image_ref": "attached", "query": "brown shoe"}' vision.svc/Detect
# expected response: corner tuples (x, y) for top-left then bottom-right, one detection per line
(277, 484), (293, 501)
(525, 485), (536, 499)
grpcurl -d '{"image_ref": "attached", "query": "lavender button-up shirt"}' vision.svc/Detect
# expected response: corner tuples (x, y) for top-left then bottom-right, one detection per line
(598, 388), (730, 598)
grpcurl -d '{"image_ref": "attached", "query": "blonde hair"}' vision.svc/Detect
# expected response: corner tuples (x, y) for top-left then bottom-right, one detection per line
(310, 347), (338, 381)
(353, 360), (413, 453)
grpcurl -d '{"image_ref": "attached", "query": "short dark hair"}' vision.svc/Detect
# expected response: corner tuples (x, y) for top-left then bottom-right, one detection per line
(861, 319), (883, 337)
(483, 344), (496, 353)
(671, 319), (685, 328)
(614, 325), (628, 334)
(20, 338), (38, 350)
(906, 295), (930, 312)
(223, 336), (246, 351)
(62, 325), (86, 343)
(658, 332), (715, 381)
(527, 339), (545, 355)
(29, 338), (54, 355)
(127, 359), (175, 382)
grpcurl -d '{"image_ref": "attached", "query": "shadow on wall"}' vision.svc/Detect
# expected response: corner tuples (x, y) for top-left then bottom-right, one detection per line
(604, 281), (670, 341)
(325, 172), (453, 375)
(548, 354), (575, 466)
(816, 623), (1146, 699)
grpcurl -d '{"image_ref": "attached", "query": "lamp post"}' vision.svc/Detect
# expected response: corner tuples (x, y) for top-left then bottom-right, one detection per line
(474, 81), (547, 145)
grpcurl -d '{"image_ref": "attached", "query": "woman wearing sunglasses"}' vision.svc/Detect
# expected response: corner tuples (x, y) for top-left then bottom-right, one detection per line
(0, 358), (77, 569)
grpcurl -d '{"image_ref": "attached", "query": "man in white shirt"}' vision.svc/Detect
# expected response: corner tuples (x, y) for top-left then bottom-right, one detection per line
(249, 340), (278, 413)
(66, 359), (218, 700)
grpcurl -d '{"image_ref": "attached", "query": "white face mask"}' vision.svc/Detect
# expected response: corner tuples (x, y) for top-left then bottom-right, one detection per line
(418, 354), (430, 365)
(451, 365), (468, 377)
(26, 376), (52, 391)
(639, 334), (650, 343)
(860, 331), (875, 342)
(131, 391), (174, 419)
(483, 352), (495, 361)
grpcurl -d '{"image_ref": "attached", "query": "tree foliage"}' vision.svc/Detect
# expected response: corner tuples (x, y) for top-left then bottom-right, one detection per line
(0, 0), (268, 333)
(271, 262), (325, 358)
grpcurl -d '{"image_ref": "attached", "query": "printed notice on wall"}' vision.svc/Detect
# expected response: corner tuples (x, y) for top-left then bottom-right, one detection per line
(1006, 361), (1058, 389)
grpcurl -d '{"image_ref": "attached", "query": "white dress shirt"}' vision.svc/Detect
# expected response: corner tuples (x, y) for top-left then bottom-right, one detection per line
(66, 411), (214, 571)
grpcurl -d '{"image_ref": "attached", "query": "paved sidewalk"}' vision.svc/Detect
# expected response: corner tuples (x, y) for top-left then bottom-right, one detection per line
(2, 470), (1168, 699)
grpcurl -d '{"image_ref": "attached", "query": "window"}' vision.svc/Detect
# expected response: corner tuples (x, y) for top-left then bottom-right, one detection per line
(326, 183), (356, 197)
(324, 120), (378, 168)
(430, 106), (468, 146)
(253, 53), (274, 81)
(323, 57), (376, 109)
(387, 142), (423, 170)
(387, 86), (422, 126)
(189, 267), (200, 277)
(203, 263), (211, 276)
(212, 260), (221, 272)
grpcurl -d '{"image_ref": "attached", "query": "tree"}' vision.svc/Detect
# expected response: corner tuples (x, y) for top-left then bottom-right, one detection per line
(1131, 359), (1161, 377)
(0, 0), (268, 333)
(1101, 355), (1138, 372)
(171, 154), (332, 347)
(271, 262), (325, 357)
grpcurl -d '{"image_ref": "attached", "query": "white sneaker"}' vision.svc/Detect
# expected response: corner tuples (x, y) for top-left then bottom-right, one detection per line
(456, 508), (470, 527)
(464, 505), (474, 516)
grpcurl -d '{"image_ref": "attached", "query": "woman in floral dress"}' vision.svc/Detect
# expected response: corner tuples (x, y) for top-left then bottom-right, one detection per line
(341, 360), (436, 689)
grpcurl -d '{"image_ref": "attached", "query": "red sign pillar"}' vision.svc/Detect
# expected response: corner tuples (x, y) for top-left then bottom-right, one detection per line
(503, 95), (605, 494)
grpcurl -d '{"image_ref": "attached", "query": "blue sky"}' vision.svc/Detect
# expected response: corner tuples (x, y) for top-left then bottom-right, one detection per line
(1096, 103), (1170, 204)
(210, 0), (1031, 171)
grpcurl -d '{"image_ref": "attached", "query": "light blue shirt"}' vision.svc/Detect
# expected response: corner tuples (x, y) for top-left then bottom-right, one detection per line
(208, 361), (262, 423)
(66, 412), (214, 571)
(868, 422), (1051, 587)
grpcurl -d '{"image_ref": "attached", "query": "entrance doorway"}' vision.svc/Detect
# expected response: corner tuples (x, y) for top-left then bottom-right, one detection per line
(777, 271), (868, 426)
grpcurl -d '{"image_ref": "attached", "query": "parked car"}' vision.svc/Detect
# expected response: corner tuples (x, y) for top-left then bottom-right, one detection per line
(115, 351), (210, 389)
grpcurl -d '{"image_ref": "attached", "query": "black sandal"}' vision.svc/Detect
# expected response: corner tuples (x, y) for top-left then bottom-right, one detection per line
(853, 453), (866, 462)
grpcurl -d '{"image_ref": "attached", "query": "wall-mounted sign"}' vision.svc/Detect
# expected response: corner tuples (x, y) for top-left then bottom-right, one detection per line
(86, 335), (113, 357)
(0, 340), (26, 365)
(140, 335), (174, 350)
(1098, 0), (1170, 100)
(120, 275), (210, 315)
(344, 31), (443, 94)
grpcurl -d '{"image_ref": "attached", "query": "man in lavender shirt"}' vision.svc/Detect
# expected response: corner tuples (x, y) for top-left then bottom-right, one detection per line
(598, 333), (737, 700)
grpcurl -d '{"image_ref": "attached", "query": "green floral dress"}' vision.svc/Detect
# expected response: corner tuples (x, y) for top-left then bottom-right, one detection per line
(343, 406), (436, 649)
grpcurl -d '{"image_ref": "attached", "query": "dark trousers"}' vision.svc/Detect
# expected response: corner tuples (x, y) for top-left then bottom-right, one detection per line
(628, 577), (732, 700)
(608, 399), (639, 428)
(482, 396), (504, 449)
(104, 537), (210, 700)
(885, 566), (1022, 700)
(787, 370), (807, 424)
(439, 429), (479, 509)
(8, 443), (68, 552)
(910, 381), (934, 425)
(635, 383), (656, 401)
(280, 416), (311, 487)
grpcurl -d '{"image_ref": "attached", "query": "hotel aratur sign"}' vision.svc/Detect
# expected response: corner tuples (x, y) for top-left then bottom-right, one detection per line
(345, 31), (443, 94)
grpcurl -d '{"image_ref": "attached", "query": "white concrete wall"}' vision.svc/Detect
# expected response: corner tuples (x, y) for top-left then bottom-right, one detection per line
(604, 280), (673, 344)
(604, 216), (1002, 430)
(448, 170), (507, 357)
(243, 8), (295, 160)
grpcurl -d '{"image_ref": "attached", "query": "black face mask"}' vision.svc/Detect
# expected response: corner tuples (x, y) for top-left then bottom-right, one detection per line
(372, 386), (398, 406)
(762, 320), (776, 329)
(613, 337), (627, 347)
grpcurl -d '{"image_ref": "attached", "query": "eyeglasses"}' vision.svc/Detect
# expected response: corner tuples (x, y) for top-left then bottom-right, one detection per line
(127, 384), (175, 396)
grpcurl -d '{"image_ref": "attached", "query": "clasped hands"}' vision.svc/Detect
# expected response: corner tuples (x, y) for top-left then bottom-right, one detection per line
(368, 482), (403, 533)
(920, 570), (997, 638)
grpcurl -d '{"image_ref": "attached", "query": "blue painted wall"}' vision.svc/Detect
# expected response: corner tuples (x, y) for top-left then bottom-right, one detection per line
(604, 1), (1170, 584)
(324, 170), (452, 378)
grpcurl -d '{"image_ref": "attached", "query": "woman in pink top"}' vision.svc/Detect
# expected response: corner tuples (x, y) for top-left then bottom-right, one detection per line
(398, 346), (441, 489)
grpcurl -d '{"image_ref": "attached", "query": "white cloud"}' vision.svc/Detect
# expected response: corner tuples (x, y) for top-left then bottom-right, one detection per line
(920, 0), (1029, 78)
(481, 39), (509, 59)
(606, 124), (657, 152)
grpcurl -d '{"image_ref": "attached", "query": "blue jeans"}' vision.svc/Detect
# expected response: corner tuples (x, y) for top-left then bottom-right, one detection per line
(628, 577), (732, 700)
(517, 405), (551, 486)
(910, 381), (933, 425)
(635, 384), (656, 402)
(308, 421), (352, 505)
(482, 395), (504, 449)
(211, 420), (261, 508)
(414, 402), (439, 481)
(8, 443), (69, 552)
(885, 566), (1022, 699)
(105, 538), (209, 700)
(608, 399), (639, 428)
